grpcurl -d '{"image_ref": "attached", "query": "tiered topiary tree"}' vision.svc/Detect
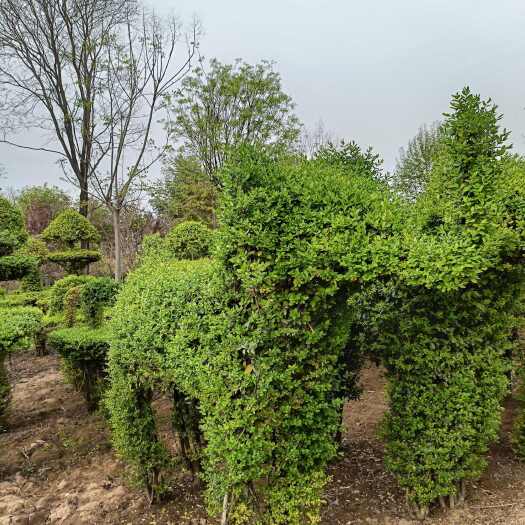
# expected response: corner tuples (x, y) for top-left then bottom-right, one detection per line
(381, 88), (525, 518)
(42, 209), (101, 274)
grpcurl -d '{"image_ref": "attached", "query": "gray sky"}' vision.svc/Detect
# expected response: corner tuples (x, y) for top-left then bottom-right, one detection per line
(2, 0), (525, 194)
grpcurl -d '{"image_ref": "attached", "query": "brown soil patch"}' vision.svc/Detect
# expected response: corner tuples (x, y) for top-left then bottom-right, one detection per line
(2, 353), (525, 524)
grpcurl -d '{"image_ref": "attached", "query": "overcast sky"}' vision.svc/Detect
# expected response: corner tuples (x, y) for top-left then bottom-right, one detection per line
(2, 0), (525, 194)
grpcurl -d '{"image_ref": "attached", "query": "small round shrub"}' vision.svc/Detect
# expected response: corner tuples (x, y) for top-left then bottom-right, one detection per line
(0, 255), (39, 282)
(165, 221), (213, 260)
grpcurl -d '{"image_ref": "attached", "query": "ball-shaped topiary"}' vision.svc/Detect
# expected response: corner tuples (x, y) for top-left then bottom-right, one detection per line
(165, 220), (213, 260)
(42, 209), (100, 248)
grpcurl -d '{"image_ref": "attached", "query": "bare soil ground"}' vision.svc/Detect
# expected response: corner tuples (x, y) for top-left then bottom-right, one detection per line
(1, 351), (525, 524)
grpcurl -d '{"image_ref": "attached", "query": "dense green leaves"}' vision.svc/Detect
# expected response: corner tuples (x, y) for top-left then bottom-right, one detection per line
(0, 196), (27, 256)
(42, 209), (100, 248)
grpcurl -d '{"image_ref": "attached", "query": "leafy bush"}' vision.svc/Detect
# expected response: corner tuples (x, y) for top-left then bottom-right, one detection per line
(42, 209), (100, 247)
(165, 221), (213, 260)
(0, 291), (41, 308)
(80, 277), (119, 327)
(64, 286), (82, 327)
(49, 275), (98, 313)
(0, 306), (42, 428)
(0, 254), (39, 282)
(48, 326), (110, 411)
(0, 196), (27, 256)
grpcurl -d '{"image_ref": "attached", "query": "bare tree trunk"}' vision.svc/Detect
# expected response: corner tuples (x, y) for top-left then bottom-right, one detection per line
(112, 207), (122, 282)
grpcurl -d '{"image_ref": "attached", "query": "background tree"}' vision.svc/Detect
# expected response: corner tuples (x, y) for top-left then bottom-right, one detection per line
(149, 154), (217, 228)
(166, 59), (301, 184)
(393, 122), (444, 200)
(0, 0), (132, 217)
(16, 185), (71, 235)
(87, 10), (198, 281)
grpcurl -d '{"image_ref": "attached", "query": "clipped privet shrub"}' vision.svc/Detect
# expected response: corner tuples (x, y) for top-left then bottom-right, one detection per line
(0, 306), (43, 429)
(64, 286), (82, 328)
(164, 221), (213, 260)
(381, 88), (525, 518)
(47, 249), (101, 275)
(48, 326), (110, 411)
(107, 257), (213, 500)
(0, 196), (27, 256)
(80, 277), (119, 327)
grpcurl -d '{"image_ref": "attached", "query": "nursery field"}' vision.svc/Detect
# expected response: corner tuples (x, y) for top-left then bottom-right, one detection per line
(2, 351), (525, 525)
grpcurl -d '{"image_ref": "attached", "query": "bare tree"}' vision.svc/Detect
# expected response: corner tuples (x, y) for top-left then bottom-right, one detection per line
(300, 120), (334, 159)
(0, 0), (134, 217)
(87, 11), (198, 280)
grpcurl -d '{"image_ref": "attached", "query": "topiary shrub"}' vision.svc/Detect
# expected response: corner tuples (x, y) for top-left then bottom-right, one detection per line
(64, 286), (82, 328)
(47, 249), (101, 275)
(79, 277), (119, 328)
(0, 196), (27, 256)
(0, 255), (39, 282)
(108, 145), (402, 522)
(165, 221), (213, 260)
(0, 306), (42, 429)
(42, 209), (101, 274)
(381, 88), (525, 518)
(48, 326), (110, 411)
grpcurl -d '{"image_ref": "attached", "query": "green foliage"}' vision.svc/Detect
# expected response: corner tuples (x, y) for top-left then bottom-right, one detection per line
(16, 236), (49, 261)
(0, 306), (42, 429)
(15, 184), (71, 234)
(42, 209), (100, 248)
(0, 196), (27, 256)
(64, 286), (81, 328)
(167, 59), (301, 182)
(381, 87), (525, 514)
(150, 155), (218, 227)
(0, 291), (41, 308)
(48, 326), (110, 411)
(47, 249), (101, 275)
(107, 258), (213, 498)
(80, 277), (119, 327)
(49, 275), (98, 313)
(393, 122), (444, 200)
(109, 144), (400, 522)
(165, 221), (213, 260)
(138, 222), (214, 265)
(0, 255), (39, 282)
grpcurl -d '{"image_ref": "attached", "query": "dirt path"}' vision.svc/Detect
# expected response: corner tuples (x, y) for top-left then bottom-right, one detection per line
(1, 352), (525, 524)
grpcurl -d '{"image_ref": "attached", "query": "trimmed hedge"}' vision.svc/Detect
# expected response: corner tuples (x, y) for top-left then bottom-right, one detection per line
(380, 88), (525, 517)
(49, 275), (98, 314)
(80, 277), (119, 327)
(48, 326), (111, 411)
(165, 221), (213, 260)
(47, 249), (101, 275)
